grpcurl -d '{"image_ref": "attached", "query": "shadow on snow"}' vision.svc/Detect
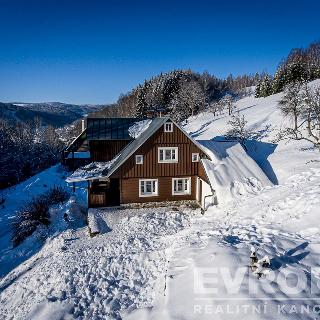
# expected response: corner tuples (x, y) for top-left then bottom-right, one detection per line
(270, 242), (310, 270)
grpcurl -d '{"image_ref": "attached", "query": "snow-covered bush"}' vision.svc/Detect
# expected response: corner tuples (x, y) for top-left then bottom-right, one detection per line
(12, 186), (70, 247)
(225, 111), (253, 149)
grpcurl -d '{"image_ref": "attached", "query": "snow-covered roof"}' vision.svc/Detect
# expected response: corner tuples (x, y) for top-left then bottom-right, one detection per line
(128, 119), (152, 138)
(103, 117), (212, 178)
(66, 117), (212, 183)
(65, 118), (169, 183)
(66, 157), (119, 183)
(197, 140), (272, 204)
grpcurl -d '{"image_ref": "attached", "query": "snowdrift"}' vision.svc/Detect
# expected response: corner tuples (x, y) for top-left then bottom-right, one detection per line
(198, 140), (272, 203)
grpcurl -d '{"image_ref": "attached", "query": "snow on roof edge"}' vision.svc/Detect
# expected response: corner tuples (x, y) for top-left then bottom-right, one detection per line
(66, 156), (120, 183)
(128, 119), (152, 139)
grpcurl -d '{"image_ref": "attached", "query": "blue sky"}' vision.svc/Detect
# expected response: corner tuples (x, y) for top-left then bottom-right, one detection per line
(0, 0), (319, 104)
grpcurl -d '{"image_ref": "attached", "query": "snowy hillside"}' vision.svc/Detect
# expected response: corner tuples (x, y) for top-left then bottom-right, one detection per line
(186, 79), (320, 183)
(1, 84), (320, 319)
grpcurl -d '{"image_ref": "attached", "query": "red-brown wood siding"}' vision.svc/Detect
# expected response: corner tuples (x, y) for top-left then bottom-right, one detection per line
(112, 123), (206, 179)
(90, 140), (130, 162)
(121, 176), (197, 204)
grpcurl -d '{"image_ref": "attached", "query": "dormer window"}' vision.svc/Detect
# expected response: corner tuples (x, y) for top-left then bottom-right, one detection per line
(164, 122), (173, 132)
(135, 155), (143, 164)
(192, 153), (199, 162)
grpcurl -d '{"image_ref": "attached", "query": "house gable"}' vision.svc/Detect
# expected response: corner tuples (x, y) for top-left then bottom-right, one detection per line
(110, 119), (208, 179)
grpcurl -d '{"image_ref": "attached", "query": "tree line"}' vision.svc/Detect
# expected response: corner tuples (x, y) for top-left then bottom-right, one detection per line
(90, 69), (263, 121)
(256, 41), (320, 98)
(0, 118), (64, 189)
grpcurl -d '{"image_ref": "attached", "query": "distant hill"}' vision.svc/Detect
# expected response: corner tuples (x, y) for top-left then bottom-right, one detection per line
(0, 102), (106, 127)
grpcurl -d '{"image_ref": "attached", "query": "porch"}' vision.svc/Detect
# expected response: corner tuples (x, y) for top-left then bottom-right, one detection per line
(88, 178), (120, 208)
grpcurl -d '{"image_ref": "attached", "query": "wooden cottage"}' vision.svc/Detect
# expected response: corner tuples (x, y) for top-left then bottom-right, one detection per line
(65, 117), (215, 209)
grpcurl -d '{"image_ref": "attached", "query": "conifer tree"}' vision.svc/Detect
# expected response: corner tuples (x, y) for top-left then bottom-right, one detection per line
(272, 65), (287, 94)
(255, 79), (261, 98)
(259, 75), (273, 97)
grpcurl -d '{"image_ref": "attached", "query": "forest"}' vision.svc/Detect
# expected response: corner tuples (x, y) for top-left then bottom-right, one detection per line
(90, 69), (263, 121)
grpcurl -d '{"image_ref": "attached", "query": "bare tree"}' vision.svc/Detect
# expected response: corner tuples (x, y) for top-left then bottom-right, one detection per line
(224, 95), (234, 115)
(301, 85), (320, 148)
(279, 82), (303, 130)
(277, 84), (320, 150)
(209, 101), (220, 117)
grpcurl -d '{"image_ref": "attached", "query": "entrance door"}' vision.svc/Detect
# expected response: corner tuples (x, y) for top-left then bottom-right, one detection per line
(106, 178), (120, 206)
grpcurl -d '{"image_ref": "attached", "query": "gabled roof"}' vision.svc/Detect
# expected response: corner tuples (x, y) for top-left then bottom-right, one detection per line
(66, 116), (212, 183)
(103, 116), (212, 178)
(103, 117), (168, 177)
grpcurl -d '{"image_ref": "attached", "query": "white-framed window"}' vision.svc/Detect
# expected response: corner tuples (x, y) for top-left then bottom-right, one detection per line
(192, 153), (200, 162)
(164, 122), (173, 132)
(139, 179), (158, 197)
(135, 155), (143, 164)
(158, 147), (178, 163)
(172, 177), (191, 195)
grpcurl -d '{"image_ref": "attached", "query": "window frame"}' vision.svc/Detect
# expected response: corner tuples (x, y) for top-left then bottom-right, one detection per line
(164, 122), (173, 133)
(172, 177), (191, 195)
(192, 153), (200, 162)
(135, 154), (144, 165)
(158, 147), (178, 163)
(139, 179), (159, 197)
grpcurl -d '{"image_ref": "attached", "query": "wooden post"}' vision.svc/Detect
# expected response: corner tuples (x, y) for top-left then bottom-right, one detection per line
(87, 180), (90, 208)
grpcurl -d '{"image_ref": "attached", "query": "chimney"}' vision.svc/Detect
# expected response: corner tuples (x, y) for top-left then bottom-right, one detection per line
(81, 119), (85, 132)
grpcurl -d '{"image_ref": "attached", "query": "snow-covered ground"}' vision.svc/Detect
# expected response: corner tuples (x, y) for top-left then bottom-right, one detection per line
(0, 165), (88, 277)
(1, 83), (320, 319)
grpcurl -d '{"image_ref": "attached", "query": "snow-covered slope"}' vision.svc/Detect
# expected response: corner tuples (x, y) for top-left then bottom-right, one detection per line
(186, 79), (320, 184)
(0, 165), (87, 277)
(1, 83), (320, 319)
